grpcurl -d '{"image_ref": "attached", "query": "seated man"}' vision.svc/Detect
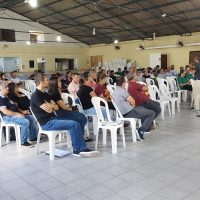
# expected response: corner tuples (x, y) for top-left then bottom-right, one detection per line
(9, 71), (21, 84)
(0, 82), (37, 146)
(127, 72), (161, 120)
(31, 73), (98, 157)
(112, 76), (156, 140)
(67, 72), (80, 103)
(177, 70), (192, 91)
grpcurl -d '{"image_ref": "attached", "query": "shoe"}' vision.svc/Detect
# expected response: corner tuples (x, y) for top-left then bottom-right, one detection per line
(29, 137), (37, 142)
(79, 148), (99, 158)
(85, 137), (94, 142)
(72, 151), (80, 157)
(21, 141), (33, 147)
(136, 129), (144, 141)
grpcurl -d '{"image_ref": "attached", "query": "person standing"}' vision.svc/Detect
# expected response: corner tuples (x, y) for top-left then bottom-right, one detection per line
(194, 57), (200, 80)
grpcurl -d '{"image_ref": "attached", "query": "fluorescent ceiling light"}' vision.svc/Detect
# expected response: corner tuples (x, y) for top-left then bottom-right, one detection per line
(56, 36), (61, 42)
(114, 39), (119, 45)
(26, 41), (30, 45)
(24, 0), (37, 8)
(161, 13), (166, 18)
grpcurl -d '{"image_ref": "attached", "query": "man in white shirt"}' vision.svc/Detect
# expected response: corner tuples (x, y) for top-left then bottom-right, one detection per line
(68, 73), (80, 103)
(9, 71), (20, 83)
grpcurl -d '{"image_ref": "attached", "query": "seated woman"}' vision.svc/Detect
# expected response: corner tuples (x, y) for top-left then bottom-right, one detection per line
(77, 72), (107, 118)
(177, 70), (192, 91)
(8, 82), (30, 114)
(95, 73), (115, 110)
(48, 76), (89, 139)
(0, 73), (8, 81)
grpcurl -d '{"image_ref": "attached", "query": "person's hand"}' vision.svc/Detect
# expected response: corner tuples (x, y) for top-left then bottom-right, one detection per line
(16, 113), (24, 118)
(22, 110), (30, 115)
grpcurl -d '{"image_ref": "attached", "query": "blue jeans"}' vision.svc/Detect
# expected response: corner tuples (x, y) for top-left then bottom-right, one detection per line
(56, 110), (87, 134)
(3, 115), (37, 144)
(41, 118), (86, 152)
(83, 106), (107, 119)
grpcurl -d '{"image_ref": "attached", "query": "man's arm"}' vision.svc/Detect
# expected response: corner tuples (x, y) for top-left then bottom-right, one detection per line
(0, 107), (24, 117)
(127, 96), (135, 106)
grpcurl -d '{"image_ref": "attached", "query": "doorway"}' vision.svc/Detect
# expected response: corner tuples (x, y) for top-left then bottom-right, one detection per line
(55, 58), (75, 71)
(189, 51), (200, 65)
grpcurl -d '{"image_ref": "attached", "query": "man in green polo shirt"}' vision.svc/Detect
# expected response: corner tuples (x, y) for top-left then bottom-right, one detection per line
(177, 70), (192, 91)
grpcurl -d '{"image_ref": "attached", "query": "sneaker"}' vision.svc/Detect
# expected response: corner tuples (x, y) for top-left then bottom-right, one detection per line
(136, 129), (144, 141)
(79, 148), (99, 158)
(72, 151), (80, 157)
(84, 137), (94, 142)
(21, 141), (33, 147)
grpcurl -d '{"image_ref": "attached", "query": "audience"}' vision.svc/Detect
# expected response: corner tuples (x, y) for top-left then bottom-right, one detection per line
(9, 71), (21, 84)
(112, 76), (155, 140)
(30, 73), (98, 157)
(0, 73), (8, 81)
(0, 82), (37, 146)
(88, 69), (97, 89)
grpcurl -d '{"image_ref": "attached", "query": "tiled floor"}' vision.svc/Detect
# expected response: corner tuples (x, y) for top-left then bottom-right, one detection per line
(0, 103), (200, 200)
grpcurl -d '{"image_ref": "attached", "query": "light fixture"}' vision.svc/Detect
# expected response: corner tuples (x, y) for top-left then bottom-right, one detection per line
(114, 39), (119, 45)
(56, 35), (61, 42)
(92, 27), (96, 36)
(161, 13), (166, 18)
(24, 0), (38, 8)
(26, 41), (30, 45)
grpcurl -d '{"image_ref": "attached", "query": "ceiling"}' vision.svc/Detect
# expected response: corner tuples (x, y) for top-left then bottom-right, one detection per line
(0, 0), (200, 45)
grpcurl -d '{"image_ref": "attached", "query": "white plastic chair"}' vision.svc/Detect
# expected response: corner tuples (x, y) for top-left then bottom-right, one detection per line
(111, 98), (138, 142)
(25, 80), (36, 94)
(19, 88), (31, 99)
(0, 114), (21, 148)
(30, 108), (72, 161)
(91, 97), (125, 154)
(106, 84), (115, 94)
(61, 93), (89, 138)
(146, 78), (155, 86)
(148, 85), (171, 120)
(159, 83), (180, 115)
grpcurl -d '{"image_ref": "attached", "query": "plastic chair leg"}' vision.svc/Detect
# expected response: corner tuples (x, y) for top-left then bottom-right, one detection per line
(171, 101), (175, 115)
(36, 132), (41, 154)
(0, 127), (2, 147)
(120, 127), (126, 147)
(130, 121), (137, 142)
(111, 129), (117, 154)
(102, 129), (107, 145)
(49, 134), (56, 161)
(92, 116), (98, 136)
(167, 103), (171, 116)
(15, 126), (21, 148)
(6, 126), (10, 144)
(95, 128), (99, 150)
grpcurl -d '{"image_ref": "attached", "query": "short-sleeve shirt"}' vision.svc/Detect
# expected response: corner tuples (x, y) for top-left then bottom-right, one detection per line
(95, 84), (110, 99)
(77, 85), (93, 110)
(177, 76), (189, 88)
(112, 86), (133, 115)
(68, 81), (79, 99)
(128, 82), (149, 106)
(30, 89), (55, 125)
(0, 95), (19, 116)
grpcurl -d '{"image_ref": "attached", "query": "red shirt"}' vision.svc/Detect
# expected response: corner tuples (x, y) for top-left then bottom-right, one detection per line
(95, 84), (110, 99)
(128, 82), (149, 106)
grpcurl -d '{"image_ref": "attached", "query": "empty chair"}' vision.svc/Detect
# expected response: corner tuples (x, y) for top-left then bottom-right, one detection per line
(159, 83), (180, 115)
(91, 96), (125, 154)
(148, 85), (171, 120)
(146, 78), (155, 86)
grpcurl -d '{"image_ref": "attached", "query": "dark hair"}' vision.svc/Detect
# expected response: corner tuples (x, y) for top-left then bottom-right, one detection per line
(97, 73), (107, 83)
(82, 72), (90, 83)
(35, 73), (47, 86)
(116, 76), (125, 86)
(7, 82), (17, 96)
(66, 71), (71, 75)
(180, 69), (185, 74)
(0, 73), (6, 80)
(49, 76), (59, 93)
